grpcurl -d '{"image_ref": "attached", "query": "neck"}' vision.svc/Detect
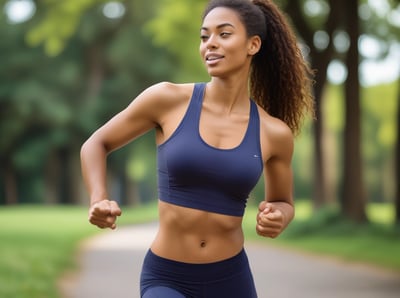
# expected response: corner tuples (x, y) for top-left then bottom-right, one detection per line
(206, 76), (250, 114)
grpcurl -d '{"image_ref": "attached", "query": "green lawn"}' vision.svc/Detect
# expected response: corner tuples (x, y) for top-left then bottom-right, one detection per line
(0, 204), (158, 298)
(243, 201), (400, 271)
(0, 202), (398, 298)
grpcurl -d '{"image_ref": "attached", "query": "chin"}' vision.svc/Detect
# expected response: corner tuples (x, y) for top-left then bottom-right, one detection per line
(206, 68), (225, 77)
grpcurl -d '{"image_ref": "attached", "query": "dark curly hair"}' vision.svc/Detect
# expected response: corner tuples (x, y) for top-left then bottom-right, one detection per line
(203, 0), (314, 135)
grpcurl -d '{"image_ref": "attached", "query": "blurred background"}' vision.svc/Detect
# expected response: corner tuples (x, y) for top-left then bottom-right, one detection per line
(0, 0), (398, 222)
(0, 0), (399, 297)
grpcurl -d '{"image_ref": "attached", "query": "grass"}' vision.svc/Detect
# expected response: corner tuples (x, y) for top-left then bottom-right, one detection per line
(0, 201), (398, 298)
(243, 201), (400, 272)
(0, 203), (158, 298)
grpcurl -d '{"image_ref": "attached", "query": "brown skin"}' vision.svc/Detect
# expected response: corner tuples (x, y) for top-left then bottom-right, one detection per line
(81, 7), (294, 263)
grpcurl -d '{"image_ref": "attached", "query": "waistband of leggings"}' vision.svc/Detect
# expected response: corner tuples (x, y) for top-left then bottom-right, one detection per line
(143, 248), (249, 282)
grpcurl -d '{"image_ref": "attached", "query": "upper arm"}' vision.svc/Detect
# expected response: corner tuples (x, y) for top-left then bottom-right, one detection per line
(86, 82), (181, 153)
(262, 119), (294, 205)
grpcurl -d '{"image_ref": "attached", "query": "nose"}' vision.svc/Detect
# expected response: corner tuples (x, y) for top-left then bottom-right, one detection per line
(206, 34), (218, 49)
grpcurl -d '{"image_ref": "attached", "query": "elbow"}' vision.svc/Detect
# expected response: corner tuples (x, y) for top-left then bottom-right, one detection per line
(80, 139), (90, 160)
(80, 135), (108, 160)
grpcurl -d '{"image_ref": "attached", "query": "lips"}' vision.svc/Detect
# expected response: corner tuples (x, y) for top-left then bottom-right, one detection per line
(206, 53), (224, 61)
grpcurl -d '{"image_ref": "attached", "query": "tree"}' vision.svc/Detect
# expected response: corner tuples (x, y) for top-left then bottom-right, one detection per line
(396, 73), (400, 225)
(392, 0), (400, 226)
(284, 0), (342, 208)
(0, 0), (175, 204)
(341, 0), (367, 222)
(359, 0), (400, 224)
(0, 10), (76, 204)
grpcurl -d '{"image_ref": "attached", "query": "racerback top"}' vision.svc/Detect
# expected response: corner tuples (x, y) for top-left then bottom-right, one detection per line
(157, 83), (263, 216)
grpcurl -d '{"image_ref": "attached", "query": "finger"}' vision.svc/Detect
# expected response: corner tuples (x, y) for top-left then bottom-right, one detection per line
(91, 201), (111, 216)
(258, 217), (282, 229)
(90, 216), (116, 229)
(258, 201), (267, 212)
(109, 201), (122, 216)
(271, 208), (284, 220)
(264, 211), (282, 221)
(258, 213), (283, 227)
(256, 224), (280, 238)
(89, 218), (109, 229)
(262, 203), (273, 214)
(89, 210), (110, 224)
(106, 215), (117, 226)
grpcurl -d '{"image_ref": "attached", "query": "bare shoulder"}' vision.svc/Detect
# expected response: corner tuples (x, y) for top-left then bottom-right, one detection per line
(128, 82), (194, 125)
(140, 81), (194, 106)
(257, 106), (294, 160)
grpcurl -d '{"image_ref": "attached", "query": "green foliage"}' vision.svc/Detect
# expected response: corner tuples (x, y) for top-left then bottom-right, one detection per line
(0, 0), (398, 209)
(26, 0), (111, 56)
(362, 82), (398, 147)
(144, 0), (209, 81)
(0, 0), (176, 203)
(307, 82), (398, 203)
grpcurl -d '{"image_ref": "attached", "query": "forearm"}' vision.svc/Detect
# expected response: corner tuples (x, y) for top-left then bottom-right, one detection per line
(80, 138), (109, 206)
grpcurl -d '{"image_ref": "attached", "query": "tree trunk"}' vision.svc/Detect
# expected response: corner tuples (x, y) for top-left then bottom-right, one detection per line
(341, 0), (367, 222)
(44, 151), (61, 204)
(311, 64), (327, 208)
(2, 161), (18, 204)
(395, 75), (400, 225)
(284, 0), (342, 208)
(58, 148), (73, 204)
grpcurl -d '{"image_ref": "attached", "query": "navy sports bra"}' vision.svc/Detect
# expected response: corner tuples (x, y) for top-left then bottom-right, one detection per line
(157, 83), (263, 216)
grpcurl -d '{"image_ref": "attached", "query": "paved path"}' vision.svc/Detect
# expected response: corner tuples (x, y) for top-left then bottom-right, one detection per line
(60, 223), (400, 298)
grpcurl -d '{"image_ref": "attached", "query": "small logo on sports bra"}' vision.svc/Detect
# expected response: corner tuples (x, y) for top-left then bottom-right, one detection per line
(253, 154), (259, 158)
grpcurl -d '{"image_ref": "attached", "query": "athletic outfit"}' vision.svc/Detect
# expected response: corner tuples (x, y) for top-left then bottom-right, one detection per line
(140, 83), (263, 297)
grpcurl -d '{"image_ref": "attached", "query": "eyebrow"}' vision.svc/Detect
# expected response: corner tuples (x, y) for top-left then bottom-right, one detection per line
(201, 23), (235, 31)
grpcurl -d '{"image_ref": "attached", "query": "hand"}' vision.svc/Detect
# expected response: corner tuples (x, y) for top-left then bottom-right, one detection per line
(256, 201), (285, 238)
(88, 200), (122, 229)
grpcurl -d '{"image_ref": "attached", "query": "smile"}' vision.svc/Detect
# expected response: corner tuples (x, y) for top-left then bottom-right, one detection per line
(206, 54), (224, 61)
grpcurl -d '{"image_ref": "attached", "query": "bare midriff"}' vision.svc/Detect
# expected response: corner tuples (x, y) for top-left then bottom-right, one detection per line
(150, 200), (245, 264)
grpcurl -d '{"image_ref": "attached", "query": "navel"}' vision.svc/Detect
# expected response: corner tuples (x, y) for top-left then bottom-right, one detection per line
(200, 240), (207, 248)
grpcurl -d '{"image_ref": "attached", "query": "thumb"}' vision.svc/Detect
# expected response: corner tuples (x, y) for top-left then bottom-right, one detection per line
(258, 201), (267, 212)
(109, 201), (122, 216)
(262, 202), (274, 214)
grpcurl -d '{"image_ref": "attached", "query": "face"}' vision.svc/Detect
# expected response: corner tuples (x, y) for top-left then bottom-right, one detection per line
(200, 7), (261, 78)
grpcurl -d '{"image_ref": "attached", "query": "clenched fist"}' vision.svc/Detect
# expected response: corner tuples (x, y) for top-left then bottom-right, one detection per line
(256, 201), (285, 238)
(88, 200), (122, 229)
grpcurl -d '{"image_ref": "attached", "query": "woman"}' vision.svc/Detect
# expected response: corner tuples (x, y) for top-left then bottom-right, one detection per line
(80, 0), (314, 297)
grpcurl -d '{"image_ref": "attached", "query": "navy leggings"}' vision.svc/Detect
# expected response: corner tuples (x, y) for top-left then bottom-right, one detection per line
(140, 249), (258, 298)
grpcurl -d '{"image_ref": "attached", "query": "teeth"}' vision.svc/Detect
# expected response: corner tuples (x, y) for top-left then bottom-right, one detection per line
(207, 56), (222, 61)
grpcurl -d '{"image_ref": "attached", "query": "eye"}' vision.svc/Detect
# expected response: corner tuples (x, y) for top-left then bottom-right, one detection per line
(200, 34), (209, 41)
(220, 32), (232, 38)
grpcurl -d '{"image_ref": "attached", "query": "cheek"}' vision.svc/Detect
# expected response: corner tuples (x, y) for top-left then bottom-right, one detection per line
(226, 39), (249, 56)
(227, 46), (249, 62)
(199, 43), (206, 57)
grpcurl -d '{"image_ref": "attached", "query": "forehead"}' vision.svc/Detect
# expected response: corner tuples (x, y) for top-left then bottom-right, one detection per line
(201, 7), (243, 29)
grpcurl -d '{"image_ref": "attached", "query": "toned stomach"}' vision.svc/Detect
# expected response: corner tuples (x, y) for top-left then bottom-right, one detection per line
(150, 200), (245, 264)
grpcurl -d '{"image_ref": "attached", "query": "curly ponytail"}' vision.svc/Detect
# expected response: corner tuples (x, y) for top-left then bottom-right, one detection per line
(251, 0), (314, 134)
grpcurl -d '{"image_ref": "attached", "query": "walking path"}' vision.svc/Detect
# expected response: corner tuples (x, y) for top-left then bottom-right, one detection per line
(60, 222), (400, 298)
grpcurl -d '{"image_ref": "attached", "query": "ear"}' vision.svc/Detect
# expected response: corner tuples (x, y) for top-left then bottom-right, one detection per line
(248, 35), (262, 56)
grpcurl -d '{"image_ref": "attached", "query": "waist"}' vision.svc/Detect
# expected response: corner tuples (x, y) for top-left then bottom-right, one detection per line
(143, 248), (250, 282)
(151, 200), (244, 263)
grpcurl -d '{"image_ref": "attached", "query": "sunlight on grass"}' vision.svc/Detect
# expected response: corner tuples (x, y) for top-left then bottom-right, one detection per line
(243, 201), (400, 272)
(367, 203), (395, 225)
(0, 203), (158, 298)
(0, 206), (95, 298)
